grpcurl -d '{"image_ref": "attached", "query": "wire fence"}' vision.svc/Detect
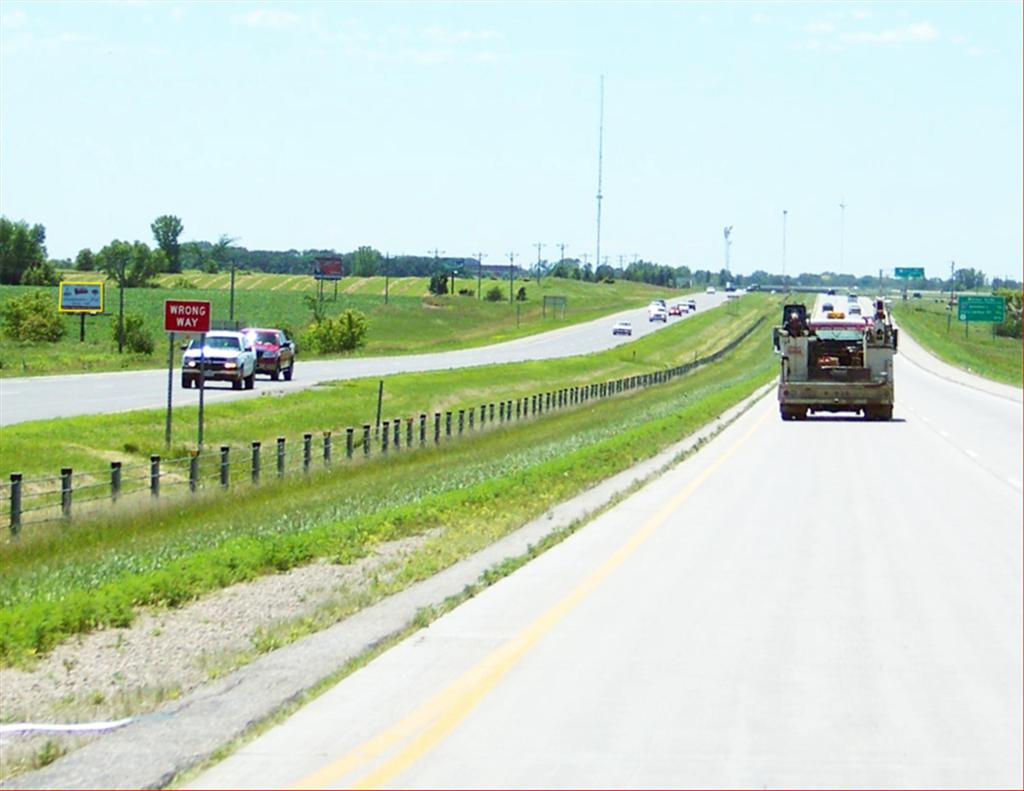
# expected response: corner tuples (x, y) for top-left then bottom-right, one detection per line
(4, 318), (764, 536)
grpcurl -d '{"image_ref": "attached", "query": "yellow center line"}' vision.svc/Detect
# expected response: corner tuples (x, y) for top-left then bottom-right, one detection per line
(291, 407), (770, 790)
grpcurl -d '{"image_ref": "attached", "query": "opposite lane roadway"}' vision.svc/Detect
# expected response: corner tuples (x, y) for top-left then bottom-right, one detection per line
(0, 292), (728, 426)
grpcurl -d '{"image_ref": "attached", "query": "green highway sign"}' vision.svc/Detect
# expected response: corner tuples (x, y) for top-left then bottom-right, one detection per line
(895, 267), (925, 278)
(958, 295), (1005, 322)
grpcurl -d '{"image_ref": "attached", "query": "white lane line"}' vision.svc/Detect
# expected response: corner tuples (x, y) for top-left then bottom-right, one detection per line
(965, 449), (980, 459)
(920, 415), (930, 423)
(1008, 479), (1023, 491)
(940, 429), (950, 438)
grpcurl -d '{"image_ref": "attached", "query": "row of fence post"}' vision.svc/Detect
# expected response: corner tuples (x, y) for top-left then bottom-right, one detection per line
(5, 318), (764, 534)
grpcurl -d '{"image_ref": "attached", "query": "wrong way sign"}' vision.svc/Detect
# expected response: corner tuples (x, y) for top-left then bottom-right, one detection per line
(164, 299), (211, 333)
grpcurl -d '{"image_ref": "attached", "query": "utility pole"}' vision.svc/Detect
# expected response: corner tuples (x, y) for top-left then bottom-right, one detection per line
(782, 209), (788, 285)
(617, 254), (625, 274)
(383, 253), (389, 305)
(595, 75), (605, 291)
(723, 226), (733, 272)
(507, 252), (518, 303)
(557, 242), (568, 267)
(839, 200), (846, 271)
(229, 260), (236, 323)
(476, 252), (486, 299)
(631, 253), (639, 265)
(534, 242), (545, 284)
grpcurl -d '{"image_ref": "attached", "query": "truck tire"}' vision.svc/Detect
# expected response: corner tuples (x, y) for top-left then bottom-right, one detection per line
(271, 364), (280, 381)
(233, 377), (242, 390)
(283, 363), (294, 381)
(245, 371), (255, 390)
(182, 375), (191, 389)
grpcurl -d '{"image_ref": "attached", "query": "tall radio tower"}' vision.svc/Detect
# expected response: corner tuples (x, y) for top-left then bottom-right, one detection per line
(595, 75), (605, 277)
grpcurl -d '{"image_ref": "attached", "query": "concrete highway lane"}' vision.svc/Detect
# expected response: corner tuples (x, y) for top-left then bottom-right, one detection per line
(189, 353), (1022, 789)
(0, 293), (727, 426)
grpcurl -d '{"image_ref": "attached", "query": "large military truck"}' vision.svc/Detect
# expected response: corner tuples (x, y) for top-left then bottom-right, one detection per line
(772, 299), (898, 421)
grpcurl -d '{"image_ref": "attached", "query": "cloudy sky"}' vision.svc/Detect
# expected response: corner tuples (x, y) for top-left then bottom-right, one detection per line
(1, 1), (1020, 279)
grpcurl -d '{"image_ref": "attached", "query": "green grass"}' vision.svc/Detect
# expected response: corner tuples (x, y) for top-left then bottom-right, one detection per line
(0, 296), (781, 665)
(1, 295), (771, 484)
(892, 298), (1022, 387)
(1, 273), (685, 377)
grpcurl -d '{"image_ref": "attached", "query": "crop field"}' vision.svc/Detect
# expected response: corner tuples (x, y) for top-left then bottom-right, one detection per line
(0, 295), (782, 669)
(1, 273), (684, 377)
(891, 298), (1022, 386)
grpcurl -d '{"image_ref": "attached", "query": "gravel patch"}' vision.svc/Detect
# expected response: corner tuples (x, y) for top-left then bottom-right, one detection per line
(0, 533), (433, 779)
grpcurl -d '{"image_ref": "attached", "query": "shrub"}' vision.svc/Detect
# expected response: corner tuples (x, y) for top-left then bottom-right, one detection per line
(1, 290), (65, 342)
(485, 285), (504, 302)
(20, 262), (59, 286)
(301, 309), (369, 353)
(113, 312), (155, 354)
(428, 272), (448, 295)
(167, 276), (198, 289)
(994, 289), (1022, 339)
(516, 286), (527, 302)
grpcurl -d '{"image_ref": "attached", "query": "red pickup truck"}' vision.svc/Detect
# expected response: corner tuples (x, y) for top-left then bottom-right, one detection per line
(242, 327), (296, 381)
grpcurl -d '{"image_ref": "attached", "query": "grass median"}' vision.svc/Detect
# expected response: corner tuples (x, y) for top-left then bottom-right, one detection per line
(0, 295), (780, 667)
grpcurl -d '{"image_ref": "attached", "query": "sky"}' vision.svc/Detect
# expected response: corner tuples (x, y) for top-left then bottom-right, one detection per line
(1, 1), (1021, 280)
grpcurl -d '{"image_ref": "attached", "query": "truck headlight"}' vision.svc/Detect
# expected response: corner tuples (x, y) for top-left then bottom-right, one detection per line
(224, 362), (237, 369)
(186, 361), (197, 368)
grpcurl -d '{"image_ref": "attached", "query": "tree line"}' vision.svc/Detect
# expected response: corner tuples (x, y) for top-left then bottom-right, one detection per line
(2, 214), (1020, 296)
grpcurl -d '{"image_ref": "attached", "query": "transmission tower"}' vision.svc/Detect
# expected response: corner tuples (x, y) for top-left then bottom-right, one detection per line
(595, 75), (605, 285)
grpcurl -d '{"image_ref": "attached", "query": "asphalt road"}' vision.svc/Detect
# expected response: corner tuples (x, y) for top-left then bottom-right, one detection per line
(0, 293), (728, 426)
(189, 351), (1023, 788)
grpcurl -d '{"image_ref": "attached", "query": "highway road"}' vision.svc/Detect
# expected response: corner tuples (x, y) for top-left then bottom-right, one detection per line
(189, 346), (1022, 788)
(0, 293), (728, 426)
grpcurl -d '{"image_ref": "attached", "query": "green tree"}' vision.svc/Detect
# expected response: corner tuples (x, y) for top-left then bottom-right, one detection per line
(0, 217), (47, 285)
(151, 215), (184, 273)
(75, 248), (96, 271)
(98, 240), (162, 288)
(485, 285), (503, 301)
(207, 234), (237, 274)
(350, 245), (382, 276)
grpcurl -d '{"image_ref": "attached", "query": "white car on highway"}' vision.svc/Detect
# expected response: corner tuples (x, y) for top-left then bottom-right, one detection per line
(181, 331), (257, 390)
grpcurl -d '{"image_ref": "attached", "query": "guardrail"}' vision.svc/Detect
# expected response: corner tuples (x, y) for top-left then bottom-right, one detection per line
(2, 318), (765, 535)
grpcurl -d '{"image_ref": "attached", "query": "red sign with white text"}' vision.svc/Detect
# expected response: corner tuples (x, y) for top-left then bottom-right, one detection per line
(164, 300), (211, 333)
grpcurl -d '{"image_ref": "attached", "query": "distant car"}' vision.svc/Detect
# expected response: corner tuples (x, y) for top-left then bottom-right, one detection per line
(827, 288), (836, 296)
(649, 308), (668, 323)
(912, 292), (922, 299)
(242, 327), (296, 381)
(612, 320), (633, 336)
(822, 302), (835, 312)
(706, 286), (716, 294)
(669, 304), (683, 316)
(848, 304), (862, 315)
(687, 299), (697, 310)
(847, 293), (858, 301)
(182, 331), (256, 390)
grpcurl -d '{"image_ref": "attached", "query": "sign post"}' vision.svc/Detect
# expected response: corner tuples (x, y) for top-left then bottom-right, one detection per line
(894, 267), (925, 301)
(165, 300), (212, 448)
(58, 281), (104, 342)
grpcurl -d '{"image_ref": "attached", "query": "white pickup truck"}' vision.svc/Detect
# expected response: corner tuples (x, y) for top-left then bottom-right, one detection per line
(181, 331), (257, 390)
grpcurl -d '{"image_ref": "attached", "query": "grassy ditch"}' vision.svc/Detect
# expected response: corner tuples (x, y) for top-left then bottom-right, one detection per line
(1, 295), (770, 484)
(0, 276), (683, 378)
(892, 299), (1022, 387)
(0, 299), (780, 666)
